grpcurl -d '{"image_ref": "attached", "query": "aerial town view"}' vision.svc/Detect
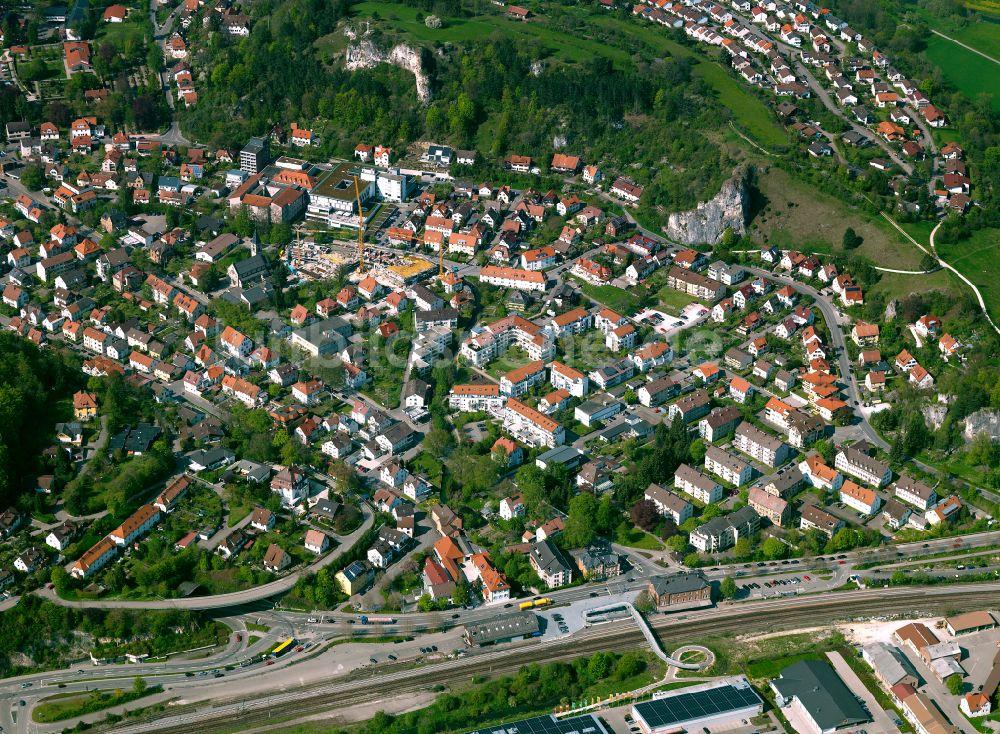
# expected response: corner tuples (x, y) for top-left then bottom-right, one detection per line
(0, 0), (997, 732)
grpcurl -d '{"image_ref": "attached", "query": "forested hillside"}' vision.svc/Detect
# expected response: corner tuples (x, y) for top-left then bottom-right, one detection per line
(0, 332), (80, 506)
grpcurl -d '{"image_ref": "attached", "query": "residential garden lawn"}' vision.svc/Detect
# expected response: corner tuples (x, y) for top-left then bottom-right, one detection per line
(486, 351), (535, 378)
(97, 18), (147, 50)
(924, 34), (1000, 111)
(933, 228), (1000, 322)
(692, 62), (788, 148)
(616, 527), (664, 550)
(656, 285), (700, 312)
(411, 451), (444, 482)
(578, 281), (642, 313)
(32, 686), (162, 723)
(558, 330), (616, 372)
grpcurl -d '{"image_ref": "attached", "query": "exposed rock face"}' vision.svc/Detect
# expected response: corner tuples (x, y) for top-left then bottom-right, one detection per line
(345, 39), (430, 102)
(963, 409), (1000, 443)
(664, 167), (751, 245)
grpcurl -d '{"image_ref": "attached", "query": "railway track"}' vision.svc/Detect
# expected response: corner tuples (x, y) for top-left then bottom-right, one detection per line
(105, 585), (998, 734)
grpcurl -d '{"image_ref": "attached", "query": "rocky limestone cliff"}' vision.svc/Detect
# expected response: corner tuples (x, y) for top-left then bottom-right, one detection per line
(345, 39), (430, 103)
(664, 167), (751, 245)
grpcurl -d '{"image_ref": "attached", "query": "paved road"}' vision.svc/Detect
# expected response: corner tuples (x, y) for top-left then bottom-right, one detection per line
(743, 265), (880, 445)
(730, 14), (913, 175)
(61, 582), (1000, 734)
(35, 503), (375, 610)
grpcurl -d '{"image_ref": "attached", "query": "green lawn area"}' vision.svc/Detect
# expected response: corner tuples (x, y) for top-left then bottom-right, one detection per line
(349, 2), (630, 64)
(934, 227), (1000, 322)
(617, 527), (664, 550)
(692, 62), (788, 148)
(410, 451), (443, 482)
(656, 286), (700, 312)
(578, 281), (641, 313)
(924, 34), (1000, 111)
(486, 351), (535, 378)
(948, 22), (1000, 59)
(33, 686), (161, 723)
(97, 19), (147, 50)
(870, 269), (962, 305)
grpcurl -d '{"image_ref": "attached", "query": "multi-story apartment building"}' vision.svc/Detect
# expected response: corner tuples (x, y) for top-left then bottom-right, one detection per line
(705, 445), (753, 486)
(799, 504), (844, 537)
(459, 315), (555, 368)
(674, 464), (724, 504)
(894, 474), (937, 510)
(644, 483), (693, 525)
(690, 506), (760, 553)
(550, 360), (589, 397)
(840, 480), (883, 515)
(665, 266), (726, 302)
(748, 487), (790, 526)
(502, 398), (565, 447)
(835, 445), (892, 487)
(734, 423), (792, 467)
(499, 360), (547, 397)
(448, 384), (505, 413)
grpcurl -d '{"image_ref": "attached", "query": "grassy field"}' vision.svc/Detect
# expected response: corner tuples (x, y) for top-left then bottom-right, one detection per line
(934, 227), (1000, 322)
(578, 281), (642, 313)
(924, 34), (1000, 111)
(33, 686), (161, 723)
(616, 527), (665, 550)
(748, 167), (930, 270)
(349, 2), (630, 64)
(656, 285), (700, 312)
(947, 21), (1000, 58)
(693, 63), (788, 147)
(870, 269), (962, 305)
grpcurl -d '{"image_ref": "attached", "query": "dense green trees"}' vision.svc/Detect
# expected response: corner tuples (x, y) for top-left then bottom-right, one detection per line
(343, 653), (648, 734)
(0, 596), (225, 677)
(0, 333), (81, 507)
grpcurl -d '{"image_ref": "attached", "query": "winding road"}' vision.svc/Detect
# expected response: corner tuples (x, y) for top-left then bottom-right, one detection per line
(34, 503), (375, 611)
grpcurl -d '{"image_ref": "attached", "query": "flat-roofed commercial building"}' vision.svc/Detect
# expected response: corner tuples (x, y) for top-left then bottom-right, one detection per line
(632, 677), (763, 734)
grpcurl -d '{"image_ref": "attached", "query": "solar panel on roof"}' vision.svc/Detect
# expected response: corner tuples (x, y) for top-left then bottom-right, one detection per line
(464, 713), (606, 734)
(635, 680), (762, 730)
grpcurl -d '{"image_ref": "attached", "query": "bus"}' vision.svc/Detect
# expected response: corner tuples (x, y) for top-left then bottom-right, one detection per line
(518, 601), (535, 611)
(533, 597), (553, 609)
(271, 638), (296, 658)
(359, 616), (397, 625)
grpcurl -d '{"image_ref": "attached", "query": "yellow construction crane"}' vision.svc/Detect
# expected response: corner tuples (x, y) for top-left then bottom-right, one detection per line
(439, 244), (445, 278)
(354, 176), (365, 273)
